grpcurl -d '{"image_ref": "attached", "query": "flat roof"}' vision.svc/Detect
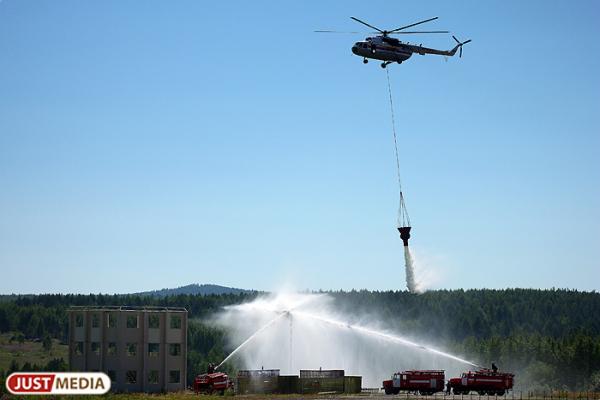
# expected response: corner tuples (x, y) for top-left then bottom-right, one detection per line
(68, 305), (187, 312)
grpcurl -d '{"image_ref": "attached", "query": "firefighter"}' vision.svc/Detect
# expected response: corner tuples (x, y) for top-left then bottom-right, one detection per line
(492, 363), (498, 373)
(207, 363), (215, 374)
(446, 381), (451, 394)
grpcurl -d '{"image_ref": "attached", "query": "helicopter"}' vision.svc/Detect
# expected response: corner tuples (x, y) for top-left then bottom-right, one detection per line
(316, 16), (471, 68)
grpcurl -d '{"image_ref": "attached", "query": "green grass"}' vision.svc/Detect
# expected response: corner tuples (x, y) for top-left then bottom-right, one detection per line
(0, 332), (68, 371)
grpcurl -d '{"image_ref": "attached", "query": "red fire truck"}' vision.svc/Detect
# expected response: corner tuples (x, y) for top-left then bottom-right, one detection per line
(383, 370), (445, 395)
(448, 369), (514, 396)
(193, 372), (233, 394)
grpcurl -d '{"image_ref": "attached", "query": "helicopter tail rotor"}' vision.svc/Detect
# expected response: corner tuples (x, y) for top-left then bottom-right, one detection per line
(452, 35), (472, 58)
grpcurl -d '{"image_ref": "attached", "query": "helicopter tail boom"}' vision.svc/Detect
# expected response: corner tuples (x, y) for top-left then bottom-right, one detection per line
(405, 36), (470, 58)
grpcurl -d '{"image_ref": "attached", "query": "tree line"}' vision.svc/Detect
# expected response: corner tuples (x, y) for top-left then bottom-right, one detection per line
(0, 289), (598, 391)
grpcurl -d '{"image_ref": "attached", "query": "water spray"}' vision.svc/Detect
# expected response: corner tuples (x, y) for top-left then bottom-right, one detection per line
(292, 309), (479, 367)
(215, 295), (318, 370)
(215, 293), (480, 372)
(402, 239), (417, 293)
(288, 313), (293, 372)
(215, 311), (288, 370)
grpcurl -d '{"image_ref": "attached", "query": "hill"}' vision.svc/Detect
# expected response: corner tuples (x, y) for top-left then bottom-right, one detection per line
(134, 283), (253, 297)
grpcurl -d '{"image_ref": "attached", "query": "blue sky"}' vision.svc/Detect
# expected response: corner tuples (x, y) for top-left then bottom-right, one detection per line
(0, 1), (598, 294)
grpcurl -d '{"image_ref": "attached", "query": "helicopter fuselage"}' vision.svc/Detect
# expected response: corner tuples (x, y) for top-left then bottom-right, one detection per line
(352, 37), (413, 63)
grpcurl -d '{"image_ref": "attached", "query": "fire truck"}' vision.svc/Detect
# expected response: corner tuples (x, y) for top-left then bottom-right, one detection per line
(193, 364), (233, 395)
(383, 370), (445, 395)
(448, 369), (514, 396)
(193, 372), (233, 394)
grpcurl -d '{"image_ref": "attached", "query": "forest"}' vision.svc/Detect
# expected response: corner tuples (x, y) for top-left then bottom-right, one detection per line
(0, 289), (598, 391)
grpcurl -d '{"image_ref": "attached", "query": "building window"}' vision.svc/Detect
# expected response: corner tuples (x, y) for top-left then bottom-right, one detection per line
(74, 342), (84, 355)
(91, 342), (100, 355)
(169, 370), (180, 384)
(149, 314), (160, 329)
(170, 315), (181, 329)
(148, 343), (159, 357)
(107, 370), (116, 382)
(107, 313), (117, 328)
(126, 370), (137, 384)
(148, 370), (159, 384)
(91, 313), (100, 328)
(108, 342), (117, 355)
(126, 315), (138, 328)
(75, 313), (84, 327)
(168, 343), (181, 356)
(126, 342), (137, 357)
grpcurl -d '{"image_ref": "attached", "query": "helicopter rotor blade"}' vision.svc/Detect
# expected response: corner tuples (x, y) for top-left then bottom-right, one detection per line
(314, 30), (360, 34)
(389, 17), (439, 33)
(389, 30), (449, 34)
(460, 47), (462, 58)
(350, 17), (384, 34)
(452, 35), (460, 44)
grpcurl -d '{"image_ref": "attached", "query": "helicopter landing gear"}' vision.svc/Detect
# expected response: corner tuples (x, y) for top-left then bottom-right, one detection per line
(381, 61), (392, 68)
(363, 58), (368, 64)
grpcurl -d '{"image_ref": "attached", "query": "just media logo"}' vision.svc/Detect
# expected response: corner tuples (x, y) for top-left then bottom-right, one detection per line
(5, 372), (111, 395)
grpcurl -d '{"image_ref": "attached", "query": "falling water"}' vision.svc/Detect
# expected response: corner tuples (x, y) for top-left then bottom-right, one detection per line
(404, 246), (418, 293)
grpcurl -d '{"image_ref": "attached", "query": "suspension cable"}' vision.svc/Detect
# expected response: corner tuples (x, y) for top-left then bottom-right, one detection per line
(386, 68), (411, 228)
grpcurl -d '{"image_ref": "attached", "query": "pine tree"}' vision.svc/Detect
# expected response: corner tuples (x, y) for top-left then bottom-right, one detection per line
(8, 359), (19, 374)
(42, 334), (52, 352)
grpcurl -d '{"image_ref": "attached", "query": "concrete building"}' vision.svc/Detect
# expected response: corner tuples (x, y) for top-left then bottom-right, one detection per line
(68, 306), (187, 393)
